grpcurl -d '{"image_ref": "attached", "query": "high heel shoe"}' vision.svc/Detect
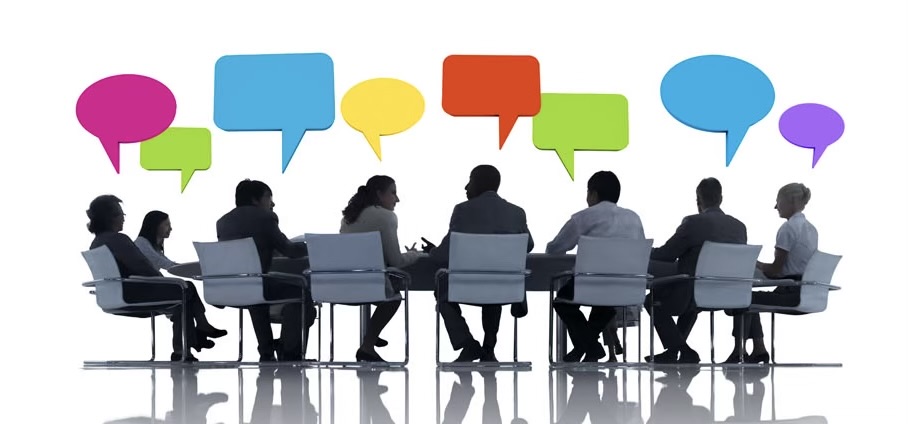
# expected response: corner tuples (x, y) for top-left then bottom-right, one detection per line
(745, 352), (770, 364)
(722, 351), (744, 364)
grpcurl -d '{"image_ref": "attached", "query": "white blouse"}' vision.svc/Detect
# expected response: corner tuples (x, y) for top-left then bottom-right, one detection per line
(134, 236), (179, 270)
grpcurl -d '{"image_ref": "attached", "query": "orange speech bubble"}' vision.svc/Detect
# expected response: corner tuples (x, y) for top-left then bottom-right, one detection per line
(442, 55), (541, 149)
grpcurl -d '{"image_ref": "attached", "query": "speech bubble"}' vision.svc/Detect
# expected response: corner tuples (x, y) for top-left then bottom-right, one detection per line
(779, 103), (844, 168)
(213, 53), (335, 172)
(660, 55), (775, 166)
(340, 78), (425, 160)
(140, 127), (212, 193)
(76, 74), (177, 173)
(442, 55), (541, 149)
(533, 93), (629, 180)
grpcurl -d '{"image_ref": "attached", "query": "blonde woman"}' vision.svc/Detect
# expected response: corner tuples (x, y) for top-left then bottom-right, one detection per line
(725, 183), (817, 363)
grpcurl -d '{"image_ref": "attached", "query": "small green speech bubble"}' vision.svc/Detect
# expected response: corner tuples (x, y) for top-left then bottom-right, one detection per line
(139, 127), (212, 192)
(532, 93), (629, 180)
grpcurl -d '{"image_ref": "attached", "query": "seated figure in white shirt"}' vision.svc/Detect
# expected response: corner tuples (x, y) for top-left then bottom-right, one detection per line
(135, 210), (180, 270)
(547, 171), (646, 362)
(725, 183), (818, 364)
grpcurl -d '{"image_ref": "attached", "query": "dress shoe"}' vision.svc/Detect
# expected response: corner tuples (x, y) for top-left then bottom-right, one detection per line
(171, 352), (198, 362)
(480, 347), (498, 362)
(454, 341), (483, 362)
(198, 326), (228, 339)
(745, 352), (770, 364)
(356, 349), (387, 362)
(582, 344), (607, 362)
(647, 350), (679, 364)
(192, 338), (215, 352)
(723, 351), (744, 364)
(678, 349), (700, 364)
(564, 348), (585, 362)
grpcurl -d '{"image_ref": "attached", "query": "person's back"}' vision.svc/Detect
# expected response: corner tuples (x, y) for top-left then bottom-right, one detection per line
(216, 205), (305, 272)
(670, 208), (748, 275)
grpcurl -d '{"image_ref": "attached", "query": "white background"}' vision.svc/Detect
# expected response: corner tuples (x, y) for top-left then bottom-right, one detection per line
(1, 0), (906, 422)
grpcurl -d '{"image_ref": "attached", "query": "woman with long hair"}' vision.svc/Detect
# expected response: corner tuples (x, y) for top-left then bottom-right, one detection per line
(135, 210), (179, 270)
(339, 175), (420, 361)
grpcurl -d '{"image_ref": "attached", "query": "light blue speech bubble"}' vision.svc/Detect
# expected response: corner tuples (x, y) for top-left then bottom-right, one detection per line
(660, 55), (775, 166)
(213, 53), (335, 172)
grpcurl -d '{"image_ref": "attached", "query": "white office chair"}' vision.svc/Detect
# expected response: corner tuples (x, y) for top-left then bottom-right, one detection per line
(302, 232), (410, 368)
(548, 237), (654, 366)
(748, 251), (842, 366)
(193, 238), (310, 363)
(435, 232), (532, 369)
(81, 245), (193, 366)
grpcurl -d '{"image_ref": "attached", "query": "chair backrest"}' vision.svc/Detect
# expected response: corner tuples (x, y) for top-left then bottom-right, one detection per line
(797, 251), (842, 313)
(82, 246), (127, 311)
(693, 241), (762, 309)
(304, 232), (390, 304)
(447, 232), (529, 305)
(193, 238), (266, 306)
(573, 237), (654, 307)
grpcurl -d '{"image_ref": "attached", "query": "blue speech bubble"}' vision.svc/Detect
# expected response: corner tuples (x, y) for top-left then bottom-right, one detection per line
(660, 55), (775, 166)
(214, 53), (335, 172)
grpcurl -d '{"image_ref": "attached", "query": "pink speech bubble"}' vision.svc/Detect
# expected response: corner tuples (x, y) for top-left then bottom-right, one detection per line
(76, 74), (177, 173)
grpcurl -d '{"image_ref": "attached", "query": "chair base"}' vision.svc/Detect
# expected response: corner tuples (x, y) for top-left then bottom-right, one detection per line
(648, 362), (842, 370)
(437, 361), (532, 371)
(305, 361), (408, 370)
(549, 361), (651, 370)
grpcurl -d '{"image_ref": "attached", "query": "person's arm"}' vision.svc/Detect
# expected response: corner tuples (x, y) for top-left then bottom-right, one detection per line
(520, 208), (534, 252)
(430, 204), (462, 264)
(110, 234), (162, 277)
(380, 211), (419, 268)
(757, 224), (793, 278)
(545, 216), (580, 255)
(650, 216), (693, 262)
(266, 212), (308, 258)
(135, 237), (179, 270)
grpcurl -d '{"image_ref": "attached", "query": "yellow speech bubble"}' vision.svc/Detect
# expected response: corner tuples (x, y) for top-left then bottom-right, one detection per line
(341, 78), (425, 160)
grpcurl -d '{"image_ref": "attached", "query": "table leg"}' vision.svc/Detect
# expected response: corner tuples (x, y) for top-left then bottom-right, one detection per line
(556, 317), (567, 362)
(360, 305), (371, 346)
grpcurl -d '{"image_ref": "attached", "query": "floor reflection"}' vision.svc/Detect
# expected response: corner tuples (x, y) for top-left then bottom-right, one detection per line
(97, 365), (832, 424)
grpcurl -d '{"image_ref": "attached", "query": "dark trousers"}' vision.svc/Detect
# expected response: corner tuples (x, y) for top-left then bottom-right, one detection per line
(435, 276), (503, 350)
(553, 279), (617, 352)
(730, 281), (802, 340)
(123, 280), (205, 353)
(644, 280), (699, 352)
(247, 278), (317, 360)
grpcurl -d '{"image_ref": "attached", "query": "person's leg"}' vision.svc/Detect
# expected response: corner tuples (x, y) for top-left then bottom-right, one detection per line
(435, 275), (480, 359)
(359, 299), (401, 360)
(248, 306), (277, 360)
(261, 278), (308, 360)
(480, 305), (502, 351)
(644, 289), (685, 363)
(553, 282), (593, 362)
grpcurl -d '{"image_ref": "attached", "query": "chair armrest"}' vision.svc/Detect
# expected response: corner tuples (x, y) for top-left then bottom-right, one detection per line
(649, 274), (690, 288)
(752, 278), (797, 288)
(266, 272), (308, 287)
(386, 268), (412, 288)
(435, 268), (449, 279)
(551, 270), (573, 281)
(126, 276), (190, 289)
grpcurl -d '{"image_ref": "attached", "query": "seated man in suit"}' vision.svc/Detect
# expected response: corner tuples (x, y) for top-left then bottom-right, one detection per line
(426, 165), (534, 362)
(645, 177), (747, 364)
(216, 179), (315, 362)
(546, 171), (645, 362)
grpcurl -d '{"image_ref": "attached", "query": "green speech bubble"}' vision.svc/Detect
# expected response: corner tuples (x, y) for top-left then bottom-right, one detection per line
(532, 93), (629, 180)
(139, 127), (212, 192)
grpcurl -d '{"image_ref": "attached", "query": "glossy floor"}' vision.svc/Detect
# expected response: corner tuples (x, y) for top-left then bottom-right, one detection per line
(63, 364), (902, 423)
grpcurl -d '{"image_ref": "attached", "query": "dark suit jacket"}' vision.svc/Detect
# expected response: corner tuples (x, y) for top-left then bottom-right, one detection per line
(430, 191), (533, 317)
(651, 207), (747, 276)
(216, 206), (308, 273)
(90, 231), (162, 277)
(430, 191), (534, 264)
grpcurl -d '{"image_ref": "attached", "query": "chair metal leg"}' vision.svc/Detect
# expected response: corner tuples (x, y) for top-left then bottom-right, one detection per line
(771, 312), (776, 364)
(329, 304), (335, 362)
(513, 315), (518, 362)
(150, 313), (156, 362)
(622, 307), (628, 364)
(548, 287), (555, 364)
(404, 291), (410, 365)
(435, 299), (441, 366)
(737, 314), (745, 364)
(180, 289), (189, 362)
(318, 304), (323, 362)
(710, 311), (715, 364)
(237, 309), (244, 363)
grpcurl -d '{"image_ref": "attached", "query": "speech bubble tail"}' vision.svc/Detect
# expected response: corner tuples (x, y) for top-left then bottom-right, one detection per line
(180, 169), (195, 193)
(555, 148), (576, 181)
(811, 146), (827, 168)
(281, 129), (306, 173)
(365, 133), (382, 160)
(101, 140), (121, 174)
(498, 115), (518, 149)
(724, 127), (749, 167)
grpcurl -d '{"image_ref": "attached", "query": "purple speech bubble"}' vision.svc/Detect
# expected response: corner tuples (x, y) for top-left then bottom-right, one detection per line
(778, 103), (844, 168)
(76, 74), (177, 173)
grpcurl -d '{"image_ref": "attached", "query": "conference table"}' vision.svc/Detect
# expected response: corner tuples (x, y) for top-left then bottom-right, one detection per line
(168, 253), (585, 363)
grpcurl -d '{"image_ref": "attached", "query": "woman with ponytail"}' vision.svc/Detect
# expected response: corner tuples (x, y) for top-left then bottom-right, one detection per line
(340, 175), (420, 362)
(725, 183), (819, 364)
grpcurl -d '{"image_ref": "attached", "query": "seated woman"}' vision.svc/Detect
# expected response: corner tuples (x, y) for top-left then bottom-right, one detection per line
(135, 210), (179, 270)
(86, 195), (226, 361)
(724, 183), (817, 363)
(339, 175), (420, 362)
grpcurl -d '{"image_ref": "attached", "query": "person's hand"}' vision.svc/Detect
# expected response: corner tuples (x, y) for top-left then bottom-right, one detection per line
(420, 237), (436, 253)
(405, 242), (417, 252)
